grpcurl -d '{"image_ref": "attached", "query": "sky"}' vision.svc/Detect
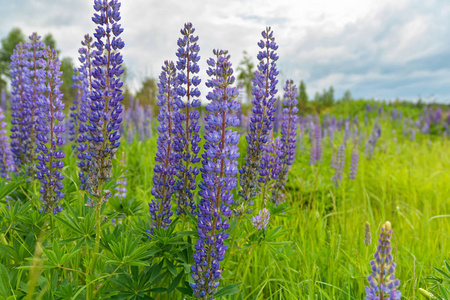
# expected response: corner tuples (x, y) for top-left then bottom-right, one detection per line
(1, 0), (450, 103)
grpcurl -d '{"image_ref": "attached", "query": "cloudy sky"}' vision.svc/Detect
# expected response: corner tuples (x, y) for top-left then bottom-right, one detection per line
(1, 0), (450, 103)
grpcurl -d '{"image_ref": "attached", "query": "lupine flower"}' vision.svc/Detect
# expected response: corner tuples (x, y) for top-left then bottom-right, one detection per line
(365, 221), (401, 300)
(332, 143), (345, 186)
(310, 122), (322, 165)
(349, 140), (359, 180)
(0, 108), (15, 178)
(35, 47), (65, 214)
(271, 80), (298, 205)
(9, 42), (32, 169)
(364, 221), (371, 246)
(366, 123), (381, 159)
(173, 22), (201, 215)
(148, 61), (180, 231)
(85, 0), (125, 204)
(26, 33), (47, 171)
(239, 27), (279, 210)
(252, 208), (270, 231)
(191, 49), (240, 298)
(76, 34), (96, 190)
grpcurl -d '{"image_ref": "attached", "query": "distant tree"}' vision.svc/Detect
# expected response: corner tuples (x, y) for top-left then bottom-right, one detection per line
(0, 28), (26, 90)
(43, 33), (58, 52)
(342, 90), (352, 101)
(135, 77), (158, 113)
(60, 57), (76, 106)
(237, 51), (254, 104)
(298, 80), (308, 102)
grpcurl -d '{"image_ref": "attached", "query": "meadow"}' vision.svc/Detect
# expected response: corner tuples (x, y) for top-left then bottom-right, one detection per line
(1, 1), (450, 300)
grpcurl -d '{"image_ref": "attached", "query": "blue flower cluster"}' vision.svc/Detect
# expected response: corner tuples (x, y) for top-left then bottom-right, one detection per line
(366, 221), (401, 300)
(174, 22), (201, 215)
(85, 0), (125, 203)
(35, 48), (65, 214)
(271, 79), (299, 205)
(191, 49), (240, 298)
(76, 34), (96, 190)
(239, 27), (279, 211)
(148, 60), (180, 231)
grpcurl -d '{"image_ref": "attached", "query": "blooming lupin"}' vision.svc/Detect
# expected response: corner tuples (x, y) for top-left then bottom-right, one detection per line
(191, 49), (240, 298)
(332, 143), (346, 186)
(310, 122), (322, 165)
(26, 33), (46, 169)
(365, 221), (401, 300)
(0, 108), (15, 178)
(364, 221), (371, 246)
(148, 60), (180, 231)
(35, 47), (65, 214)
(76, 34), (96, 190)
(86, 0), (125, 203)
(173, 22), (201, 215)
(349, 139), (359, 180)
(271, 80), (298, 205)
(239, 27), (279, 211)
(252, 208), (270, 231)
(9, 42), (32, 169)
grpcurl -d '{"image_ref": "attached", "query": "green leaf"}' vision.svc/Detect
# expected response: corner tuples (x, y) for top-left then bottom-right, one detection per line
(214, 282), (242, 298)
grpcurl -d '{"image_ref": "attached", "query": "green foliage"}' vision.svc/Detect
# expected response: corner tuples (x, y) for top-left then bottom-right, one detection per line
(0, 27), (26, 90)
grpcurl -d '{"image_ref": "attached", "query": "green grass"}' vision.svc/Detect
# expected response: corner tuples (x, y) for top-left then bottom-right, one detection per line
(0, 111), (449, 299)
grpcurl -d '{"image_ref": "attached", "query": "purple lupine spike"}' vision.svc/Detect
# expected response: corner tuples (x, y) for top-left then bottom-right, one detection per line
(173, 22), (201, 215)
(310, 122), (322, 165)
(364, 222), (371, 246)
(76, 34), (96, 190)
(365, 221), (401, 300)
(26, 33), (47, 169)
(366, 123), (381, 159)
(148, 60), (180, 231)
(271, 79), (298, 205)
(252, 208), (270, 231)
(0, 108), (15, 179)
(349, 140), (359, 180)
(239, 27), (279, 211)
(191, 49), (240, 298)
(273, 95), (282, 133)
(9, 42), (33, 170)
(35, 47), (65, 214)
(332, 143), (345, 186)
(86, 0), (125, 204)
(259, 135), (279, 189)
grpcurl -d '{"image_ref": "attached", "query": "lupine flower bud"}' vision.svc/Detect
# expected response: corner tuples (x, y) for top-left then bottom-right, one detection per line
(364, 221), (371, 246)
(173, 22), (201, 215)
(418, 288), (437, 299)
(365, 221), (401, 300)
(191, 49), (240, 299)
(239, 27), (279, 211)
(252, 208), (270, 230)
(35, 47), (65, 214)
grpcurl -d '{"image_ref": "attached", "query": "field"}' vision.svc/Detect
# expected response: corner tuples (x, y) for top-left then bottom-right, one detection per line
(1, 1), (450, 300)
